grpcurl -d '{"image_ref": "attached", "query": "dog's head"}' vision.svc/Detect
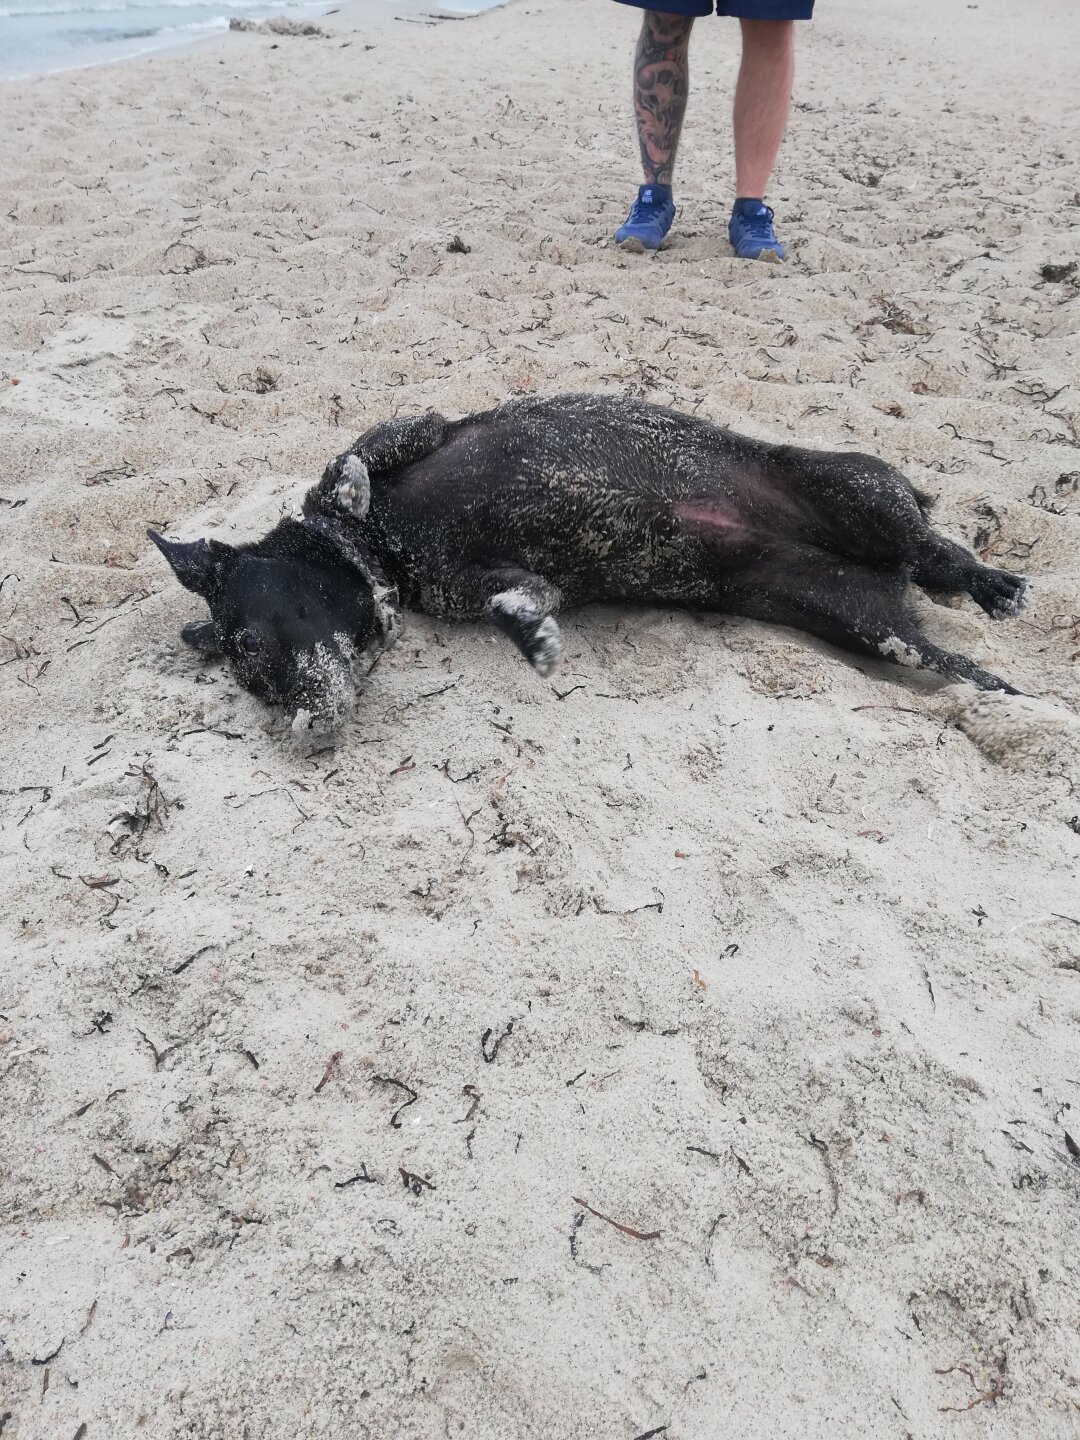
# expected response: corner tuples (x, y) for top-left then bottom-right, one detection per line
(149, 513), (400, 734)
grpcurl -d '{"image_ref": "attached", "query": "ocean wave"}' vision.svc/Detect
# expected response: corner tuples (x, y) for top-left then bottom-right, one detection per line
(59, 13), (227, 35)
(160, 12), (226, 26)
(153, 14), (229, 31)
(1, 0), (288, 16)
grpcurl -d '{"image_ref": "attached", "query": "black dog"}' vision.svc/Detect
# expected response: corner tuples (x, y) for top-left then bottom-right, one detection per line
(150, 393), (1029, 731)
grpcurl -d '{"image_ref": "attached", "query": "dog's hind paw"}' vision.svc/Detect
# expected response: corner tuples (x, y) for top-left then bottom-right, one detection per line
(968, 565), (1031, 619)
(334, 454), (371, 518)
(994, 577), (1032, 618)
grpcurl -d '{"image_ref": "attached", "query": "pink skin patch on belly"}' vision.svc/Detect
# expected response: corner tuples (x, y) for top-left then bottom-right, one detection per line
(674, 500), (746, 538)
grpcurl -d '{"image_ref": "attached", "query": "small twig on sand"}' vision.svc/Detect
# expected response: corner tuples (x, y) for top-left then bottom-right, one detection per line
(457, 1084), (482, 1123)
(481, 1021), (514, 1063)
(314, 1050), (343, 1093)
(572, 1196), (661, 1241)
(335, 1165), (377, 1187)
(137, 1029), (174, 1070)
(851, 703), (923, 715)
(372, 1074), (418, 1127)
(802, 1132), (840, 1216)
(456, 801), (482, 854)
(592, 892), (664, 917)
(934, 1365), (1004, 1412)
(30, 1339), (64, 1366)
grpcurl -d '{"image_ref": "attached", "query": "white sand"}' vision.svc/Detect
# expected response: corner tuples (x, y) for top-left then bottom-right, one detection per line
(2, 0), (1080, 1434)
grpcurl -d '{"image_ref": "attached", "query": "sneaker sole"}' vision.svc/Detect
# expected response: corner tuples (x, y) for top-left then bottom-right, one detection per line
(617, 236), (670, 254)
(733, 246), (783, 263)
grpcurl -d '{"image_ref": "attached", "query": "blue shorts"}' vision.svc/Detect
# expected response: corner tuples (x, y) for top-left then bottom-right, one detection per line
(614, 0), (814, 18)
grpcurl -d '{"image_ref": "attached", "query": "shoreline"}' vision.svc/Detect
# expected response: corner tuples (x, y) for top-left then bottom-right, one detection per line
(0, 0), (502, 83)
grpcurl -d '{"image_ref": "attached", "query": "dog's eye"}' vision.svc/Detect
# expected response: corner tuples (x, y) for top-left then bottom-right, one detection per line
(240, 632), (261, 656)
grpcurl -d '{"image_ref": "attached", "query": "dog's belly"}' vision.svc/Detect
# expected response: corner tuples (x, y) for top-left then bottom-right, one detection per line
(370, 411), (815, 609)
(375, 476), (770, 610)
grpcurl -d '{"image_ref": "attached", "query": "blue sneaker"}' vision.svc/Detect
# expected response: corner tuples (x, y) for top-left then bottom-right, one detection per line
(728, 198), (785, 262)
(615, 184), (676, 253)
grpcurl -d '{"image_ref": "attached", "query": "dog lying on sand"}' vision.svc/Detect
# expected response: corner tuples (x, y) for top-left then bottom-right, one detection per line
(149, 392), (1030, 732)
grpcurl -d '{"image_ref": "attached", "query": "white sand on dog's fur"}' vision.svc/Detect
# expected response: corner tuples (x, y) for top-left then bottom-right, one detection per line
(2, 0), (1080, 1434)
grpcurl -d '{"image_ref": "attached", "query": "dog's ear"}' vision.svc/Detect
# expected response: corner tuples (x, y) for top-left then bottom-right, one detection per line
(181, 619), (223, 654)
(148, 531), (230, 597)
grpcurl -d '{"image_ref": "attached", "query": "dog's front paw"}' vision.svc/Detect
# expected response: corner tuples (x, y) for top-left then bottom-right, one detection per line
(487, 588), (562, 675)
(334, 454), (370, 518)
(526, 615), (562, 676)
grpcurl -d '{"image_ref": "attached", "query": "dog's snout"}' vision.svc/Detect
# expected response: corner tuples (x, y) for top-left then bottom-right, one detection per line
(287, 642), (357, 734)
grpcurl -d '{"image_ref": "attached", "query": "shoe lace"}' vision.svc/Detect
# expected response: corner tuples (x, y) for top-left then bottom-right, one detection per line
(627, 194), (665, 224)
(739, 204), (777, 241)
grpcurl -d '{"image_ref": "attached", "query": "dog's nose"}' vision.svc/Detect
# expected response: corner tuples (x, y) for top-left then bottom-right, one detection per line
(288, 689), (354, 736)
(290, 703), (341, 736)
(290, 707), (319, 735)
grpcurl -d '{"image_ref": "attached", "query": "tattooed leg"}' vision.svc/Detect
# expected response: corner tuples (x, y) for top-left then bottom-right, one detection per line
(633, 10), (694, 186)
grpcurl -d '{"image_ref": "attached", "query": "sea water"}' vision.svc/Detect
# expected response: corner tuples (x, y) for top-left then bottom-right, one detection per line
(0, 0), (495, 80)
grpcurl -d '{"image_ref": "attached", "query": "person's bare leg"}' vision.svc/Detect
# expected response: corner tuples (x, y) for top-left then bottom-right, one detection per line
(733, 19), (794, 199)
(633, 10), (694, 185)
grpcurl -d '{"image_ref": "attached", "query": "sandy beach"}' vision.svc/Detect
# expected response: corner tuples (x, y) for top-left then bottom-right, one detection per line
(2, 0), (1079, 1434)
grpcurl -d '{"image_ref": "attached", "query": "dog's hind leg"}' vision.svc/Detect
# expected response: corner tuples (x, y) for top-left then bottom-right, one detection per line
(911, 531), (1032, 619)
(769, 446), (1033, 620)
(425, 564), (564, 676)
(725, 545), (1019, 693)
(764, 446), (931, 564)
